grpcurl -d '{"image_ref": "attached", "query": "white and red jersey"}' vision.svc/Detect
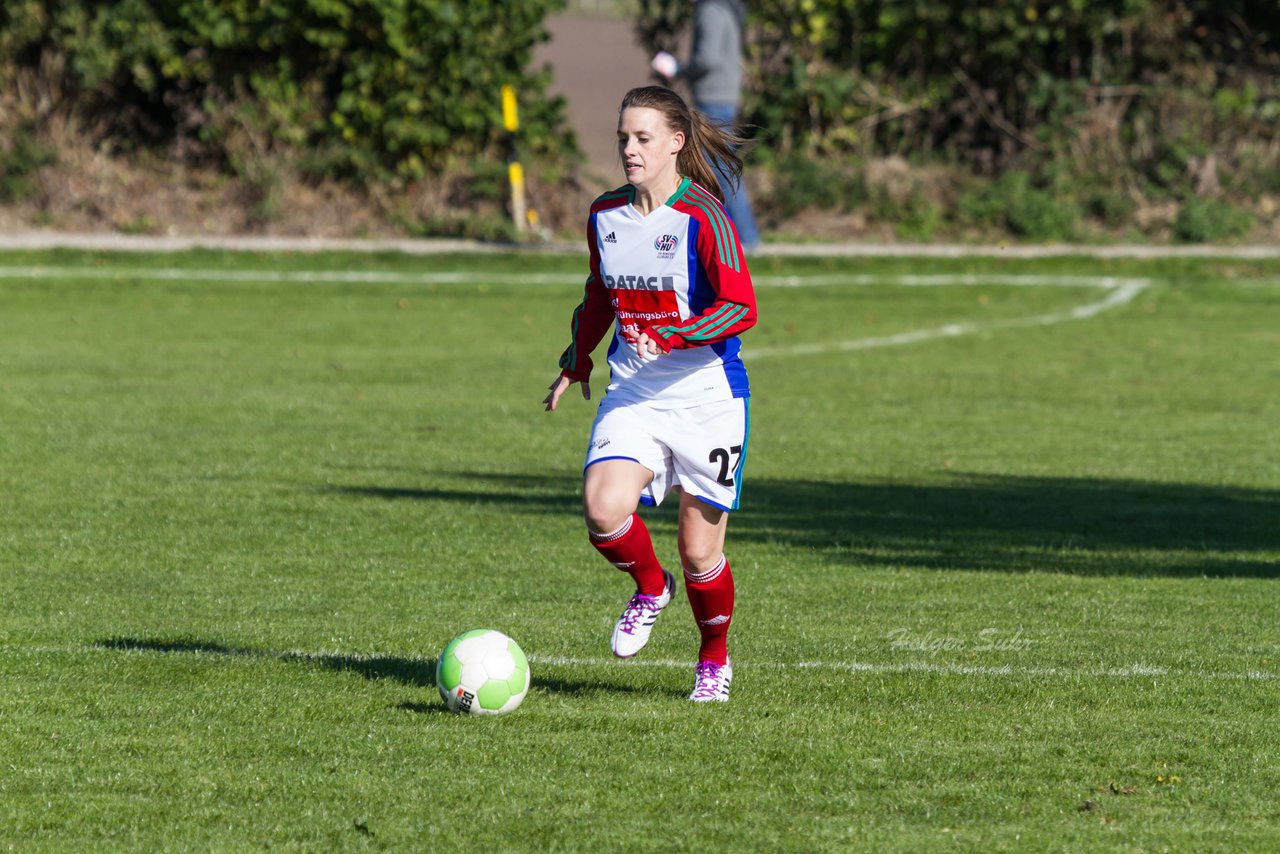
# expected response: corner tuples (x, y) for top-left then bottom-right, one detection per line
(558, 178), (756, 408)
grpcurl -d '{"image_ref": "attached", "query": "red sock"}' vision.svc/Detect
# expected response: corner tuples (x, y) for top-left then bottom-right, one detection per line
(684, 555), (734, 664)
(589, 514), (665, 596)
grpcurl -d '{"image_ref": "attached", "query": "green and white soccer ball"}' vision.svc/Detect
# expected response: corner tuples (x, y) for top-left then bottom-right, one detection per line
(436, 629), (531, 716)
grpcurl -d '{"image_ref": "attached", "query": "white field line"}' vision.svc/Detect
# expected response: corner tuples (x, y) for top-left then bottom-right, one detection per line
(531, 654), (1280, 682)
(0, 265), (585, 286)
(3, 643), (1277, 683)
(0, 265), (1151, 358)
(0, 266), (1147, 290)
(750, 278), (1149, 359)
(756, 273), (1151, 289)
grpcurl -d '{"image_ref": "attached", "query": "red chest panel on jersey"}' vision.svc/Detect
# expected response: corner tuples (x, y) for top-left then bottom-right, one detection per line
(612, 288), (680, 342)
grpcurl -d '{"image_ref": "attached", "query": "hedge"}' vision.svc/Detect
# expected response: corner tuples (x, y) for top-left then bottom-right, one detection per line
(0, 0), (573, 183)
(638, 0), (1280, 232)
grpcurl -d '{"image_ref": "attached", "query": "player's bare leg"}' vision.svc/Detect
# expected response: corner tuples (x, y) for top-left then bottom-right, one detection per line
(583, 459), (651, 536)
(584, 459), (674, 657)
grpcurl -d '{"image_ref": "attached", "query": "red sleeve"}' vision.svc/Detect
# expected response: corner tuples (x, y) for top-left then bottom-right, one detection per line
(557, 215), (615, 381)
(639, 193), (757, 353)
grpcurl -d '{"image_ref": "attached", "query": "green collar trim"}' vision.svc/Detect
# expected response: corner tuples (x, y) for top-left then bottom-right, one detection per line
(665, 176), (692, 206)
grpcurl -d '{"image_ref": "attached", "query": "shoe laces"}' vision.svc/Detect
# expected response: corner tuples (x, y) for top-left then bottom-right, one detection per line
(692, 661), (727, 699)
(618, 592), (661, 635)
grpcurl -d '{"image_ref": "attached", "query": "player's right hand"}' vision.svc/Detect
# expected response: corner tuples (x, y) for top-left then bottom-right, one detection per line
(543, 374), (590, 412)
(651, 51), (678, 80)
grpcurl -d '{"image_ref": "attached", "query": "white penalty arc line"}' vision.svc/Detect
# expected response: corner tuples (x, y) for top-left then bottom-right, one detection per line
(4, 643), (1277, 684)
(0, 265), (1150, 358)
(756, 273), (1151, 289)
(749, 279), (1150, 360)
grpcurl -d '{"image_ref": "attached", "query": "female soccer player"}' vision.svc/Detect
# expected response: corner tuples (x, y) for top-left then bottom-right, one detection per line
(543, 85), (757, 702)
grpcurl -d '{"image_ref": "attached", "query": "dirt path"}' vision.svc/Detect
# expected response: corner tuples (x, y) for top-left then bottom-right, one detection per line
(535, 13), (654, 190)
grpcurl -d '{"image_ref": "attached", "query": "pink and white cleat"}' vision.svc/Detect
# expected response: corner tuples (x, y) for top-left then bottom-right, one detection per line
(689, 659), (732, 702)
(610, 570), (675, 658)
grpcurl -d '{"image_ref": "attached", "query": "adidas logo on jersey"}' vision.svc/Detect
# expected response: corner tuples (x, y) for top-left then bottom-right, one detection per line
(603, 231), (617, 243)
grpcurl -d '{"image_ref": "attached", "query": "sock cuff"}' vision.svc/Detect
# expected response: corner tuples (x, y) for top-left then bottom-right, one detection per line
(589, 514), (634, 544)
(684, 555), (727, 586)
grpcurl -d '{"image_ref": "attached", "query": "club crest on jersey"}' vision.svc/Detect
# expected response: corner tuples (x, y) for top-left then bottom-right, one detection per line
(654, 233), (679, 258)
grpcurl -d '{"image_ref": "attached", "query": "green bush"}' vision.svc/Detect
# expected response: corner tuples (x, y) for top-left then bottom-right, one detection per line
(0, 121), (55, 203)
(1085, 186), (1138, 229)
(741, 2), (1279, 162)
(868, 184), (941, 241)
(1006, 189), (1080, 242)
(0, 0), (574, 184)
(893, 186), (942, 241)
(760, 151), (866, 219)
(646, 0), (1279, 242)
(1174, 198), (1255, 243)
(404, 211), (519, 244)
(956, 172), (1079, 241)
(701, 1), (1278, 239)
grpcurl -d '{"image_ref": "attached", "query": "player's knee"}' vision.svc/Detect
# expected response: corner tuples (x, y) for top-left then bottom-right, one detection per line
(677, 539), (721, 575)
(582, 492), (632, 536)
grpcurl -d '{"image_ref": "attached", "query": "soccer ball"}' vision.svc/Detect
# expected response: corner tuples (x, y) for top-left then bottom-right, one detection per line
(435, 629), (531, 716)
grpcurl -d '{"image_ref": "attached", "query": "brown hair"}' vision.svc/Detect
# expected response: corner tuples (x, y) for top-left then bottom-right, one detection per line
(619, 85), (745, 203)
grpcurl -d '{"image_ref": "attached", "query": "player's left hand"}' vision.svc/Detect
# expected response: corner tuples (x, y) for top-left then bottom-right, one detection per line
(634, 331), (662, 361)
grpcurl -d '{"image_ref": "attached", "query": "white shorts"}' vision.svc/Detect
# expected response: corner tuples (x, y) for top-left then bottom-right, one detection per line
(584, 396), (750, 512)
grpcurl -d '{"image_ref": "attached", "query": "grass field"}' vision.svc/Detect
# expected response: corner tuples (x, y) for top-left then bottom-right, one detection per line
(1, 248), (1278, 850)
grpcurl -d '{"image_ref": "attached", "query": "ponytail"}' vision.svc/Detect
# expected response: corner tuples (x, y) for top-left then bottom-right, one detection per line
(620, 86), (746, 203)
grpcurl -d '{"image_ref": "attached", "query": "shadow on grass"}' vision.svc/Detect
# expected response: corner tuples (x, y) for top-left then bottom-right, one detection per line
(95, 636), (439, 686)
(326, 472), (581, 511)
(327, 471), (1279, 577)
(392, 674), (666, 713)
(395, 701), (450, 715)
(533, 672), (678, 699)
(94, 637), (659, 699)
(743, 474), (1279, 578)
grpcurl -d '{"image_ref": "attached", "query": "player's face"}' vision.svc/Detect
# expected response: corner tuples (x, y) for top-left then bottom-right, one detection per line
(617, 106), (684, 191)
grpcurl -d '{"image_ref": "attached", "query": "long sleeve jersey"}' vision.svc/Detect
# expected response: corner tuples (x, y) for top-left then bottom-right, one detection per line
(558, 177), (756, 408)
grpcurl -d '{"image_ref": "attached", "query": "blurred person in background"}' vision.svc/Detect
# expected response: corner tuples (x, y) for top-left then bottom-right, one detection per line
(651, 0), (760, 251)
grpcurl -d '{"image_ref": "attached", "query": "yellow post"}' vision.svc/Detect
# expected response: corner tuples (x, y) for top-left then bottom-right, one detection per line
(508, 161), (527, 235)
(501, 85), (527, 236)
(501, 85), (520, 134)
